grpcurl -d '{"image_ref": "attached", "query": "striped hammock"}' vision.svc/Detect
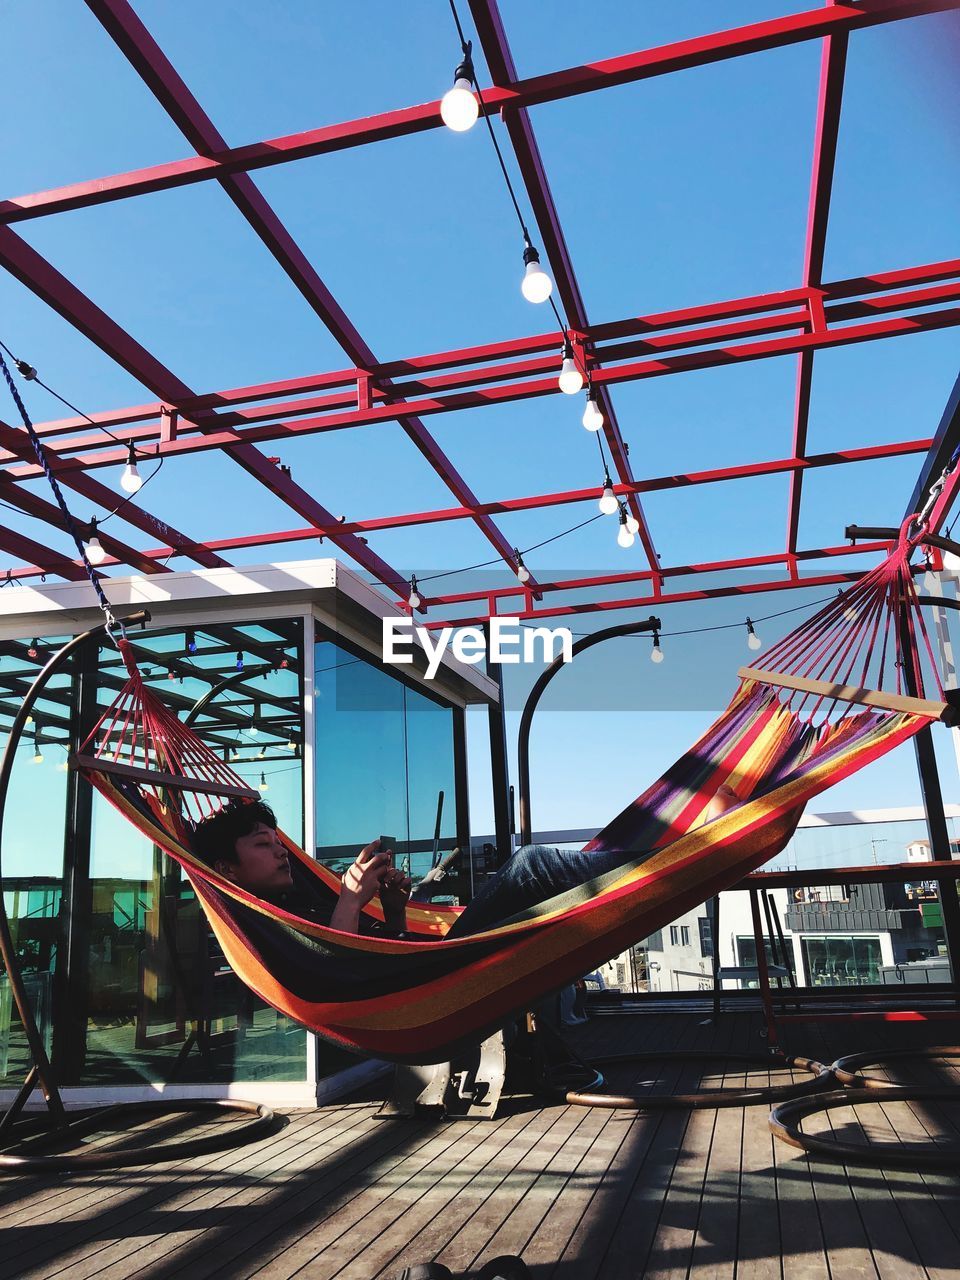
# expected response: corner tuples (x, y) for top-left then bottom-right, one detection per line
(75, 527), (951, 1062)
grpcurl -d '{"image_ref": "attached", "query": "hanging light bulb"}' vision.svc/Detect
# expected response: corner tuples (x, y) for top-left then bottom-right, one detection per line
(185, 628), (197, 654)
(257, 746), (266, 760)
(515, 549), (530, 584)
(119, 442), (143, 494)
(558, 340), (584, 395)
(520, 239), (553, 304)
(287, 737), (297, 752)
(85, 517), (107, 566)
(259, 771), (269, 793)
(650, 632), (664, 664)
(617, 506), (635, 549)
(58, 759), (69, 773)
(408, 575), (421, 609)
(440, 46), (479, 132)
(626, 513), (640, 536)
(582, 390), (604, 432)
(32, 738), (43, 765)
(746, 618), (762, 651)
(598, 474), (618, 516)
(27, 638), (39, 659)
(235, 650), (244, 672)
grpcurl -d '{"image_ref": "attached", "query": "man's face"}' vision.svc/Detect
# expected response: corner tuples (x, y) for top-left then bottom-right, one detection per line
(219, 822), (294, 894)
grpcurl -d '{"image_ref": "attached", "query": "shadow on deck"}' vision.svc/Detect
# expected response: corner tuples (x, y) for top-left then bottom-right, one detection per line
(0, 1009), (958, 1280)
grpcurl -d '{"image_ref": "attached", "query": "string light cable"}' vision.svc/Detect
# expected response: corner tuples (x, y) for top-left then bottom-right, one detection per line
(0, 337), (164, 528)
(409, 508), (607, 595)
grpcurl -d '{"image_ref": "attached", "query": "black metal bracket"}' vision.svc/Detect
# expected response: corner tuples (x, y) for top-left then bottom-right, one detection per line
(517, 615), (661, 847)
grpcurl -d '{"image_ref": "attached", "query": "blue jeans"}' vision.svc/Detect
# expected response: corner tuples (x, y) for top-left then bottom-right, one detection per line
(446, 843), (631, 938)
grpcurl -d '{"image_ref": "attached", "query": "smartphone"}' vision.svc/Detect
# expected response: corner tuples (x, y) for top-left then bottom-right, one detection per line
(378, 835), (396, 857)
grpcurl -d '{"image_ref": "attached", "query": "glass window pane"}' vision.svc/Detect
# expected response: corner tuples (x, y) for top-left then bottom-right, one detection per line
(83, 619), (306, 1086)
(314, 633), (459, 888)
(0, 639), (70, 1085)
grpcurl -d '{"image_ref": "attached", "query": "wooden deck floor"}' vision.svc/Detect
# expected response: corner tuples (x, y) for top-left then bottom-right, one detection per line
(1, 1010), (959, 1280)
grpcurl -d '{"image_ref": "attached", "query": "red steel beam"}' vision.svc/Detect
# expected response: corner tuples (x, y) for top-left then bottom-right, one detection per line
(785, 27), (848, 556)
(0, 225), (414, 598)
(419, 541), (887, 614)
(5, 536), (886, 613)
(0, 474), (168, 576)
(422, 566), (881, 629)
(0, 414), (228, 570)
(86, 0), (540, 596)
(23, 256), (960, 444)
(0, 525), (91, 582)
(468, 0), (659, 576)
(10, 299), (958, 481)
(2, 1), (956, 224)
(7, 438), (924, 579)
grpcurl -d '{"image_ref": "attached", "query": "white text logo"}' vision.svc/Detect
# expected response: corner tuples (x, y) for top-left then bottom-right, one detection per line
(382, 616), (573, 679)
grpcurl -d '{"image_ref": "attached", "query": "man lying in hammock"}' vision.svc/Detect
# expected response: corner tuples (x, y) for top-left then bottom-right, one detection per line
(192, 783), (739, 939)
(192, 802), (413, 936)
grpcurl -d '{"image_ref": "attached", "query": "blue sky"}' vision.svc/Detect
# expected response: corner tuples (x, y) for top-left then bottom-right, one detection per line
(2, 1), (960, 839)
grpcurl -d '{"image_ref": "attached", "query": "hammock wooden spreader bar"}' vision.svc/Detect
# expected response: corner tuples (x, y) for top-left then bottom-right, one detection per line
(70, 753), (259, 801)
(737, 668), (955, 724)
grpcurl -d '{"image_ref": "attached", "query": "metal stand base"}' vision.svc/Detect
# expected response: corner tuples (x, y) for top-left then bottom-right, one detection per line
(0, 1098), (278, 1173)
(376, 1030), (507, 1120)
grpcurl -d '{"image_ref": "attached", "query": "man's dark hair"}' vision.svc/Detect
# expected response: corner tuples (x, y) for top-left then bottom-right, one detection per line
(192, 799), (278, 868)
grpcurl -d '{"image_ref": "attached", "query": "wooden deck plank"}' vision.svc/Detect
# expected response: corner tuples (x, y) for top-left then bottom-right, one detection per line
(687, 1085), (743, 1280)
(805, 1098), (881, 1280)
(733, 1058), (783, 1280)
(580, 1010), (722, 1279)
(455, 1105), (615, 1277)
(0, 1107), (348, 1238)
(5, 1108), (377, 1280)
(771, 1105), (831, 1280)
(2, 1011), (958, 1280)
(250, 1108), (544, 1280)
(518, 1103), (632, 1276)
(431, 1105), (594, 1278)
(837, 1099), (926, 1280)
(137, 1113), (505, 1280)
(251, 1112), (528, 1280)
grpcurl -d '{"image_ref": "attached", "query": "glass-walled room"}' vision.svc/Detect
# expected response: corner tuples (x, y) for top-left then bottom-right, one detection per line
(0, 592), (482, 1096)
(0, 617), (307, 1091)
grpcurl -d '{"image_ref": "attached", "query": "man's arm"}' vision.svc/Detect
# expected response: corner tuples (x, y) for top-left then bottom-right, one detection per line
(329, 841), (391, 933)
(379, 865), (412, 935)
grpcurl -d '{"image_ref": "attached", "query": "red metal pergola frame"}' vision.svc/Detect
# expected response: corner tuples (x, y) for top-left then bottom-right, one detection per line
(2, 0), (959, 628)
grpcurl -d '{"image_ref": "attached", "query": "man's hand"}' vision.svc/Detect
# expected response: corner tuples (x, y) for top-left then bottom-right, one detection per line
(329, 841), (391, 933)
(380, 865), (412, 934)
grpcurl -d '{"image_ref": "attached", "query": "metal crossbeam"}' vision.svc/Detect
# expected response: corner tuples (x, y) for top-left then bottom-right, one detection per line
(6, 277), (956, 481)
(1, 438), (926, 583)
(2, 1), (955, 224)
(0, 0), (954, 620)
(423, 566), (881, 630)
(86, 0), (543, 595)
(785, 28), (848, 558)
(0, 225), (410, 598)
